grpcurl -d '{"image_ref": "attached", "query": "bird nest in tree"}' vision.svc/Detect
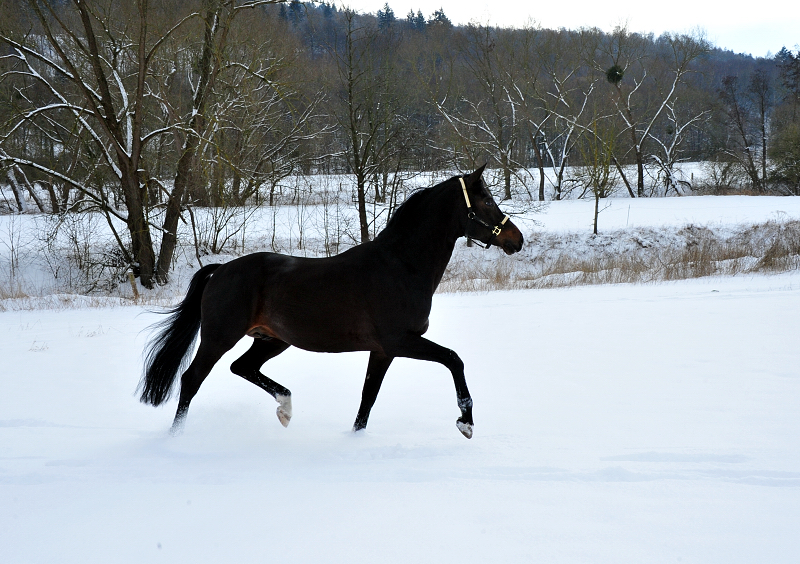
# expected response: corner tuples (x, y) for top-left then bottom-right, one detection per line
(606, 65), (624, 85)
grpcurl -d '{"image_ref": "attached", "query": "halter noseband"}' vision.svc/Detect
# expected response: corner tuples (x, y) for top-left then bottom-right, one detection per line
(459, 176), (509, 248)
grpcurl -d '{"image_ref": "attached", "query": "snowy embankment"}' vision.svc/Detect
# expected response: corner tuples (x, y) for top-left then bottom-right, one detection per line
(1, 273), (799, 563)
(2, 193), (800, 307)
(446, 195), (800, 291)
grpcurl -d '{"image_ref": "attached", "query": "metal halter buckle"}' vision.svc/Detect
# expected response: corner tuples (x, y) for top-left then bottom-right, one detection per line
(459, 176), (509, 247)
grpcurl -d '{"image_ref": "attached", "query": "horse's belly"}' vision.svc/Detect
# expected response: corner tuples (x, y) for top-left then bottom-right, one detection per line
(251, 309), (379, 354)
(283, 328), (379, 353)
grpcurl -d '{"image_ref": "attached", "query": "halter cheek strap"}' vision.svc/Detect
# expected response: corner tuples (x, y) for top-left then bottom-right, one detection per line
(459, 177), (509, 246)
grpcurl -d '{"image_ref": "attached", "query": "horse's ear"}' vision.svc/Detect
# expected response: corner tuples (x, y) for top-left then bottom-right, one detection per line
(466, 164), (487, 192)
(470, 164), (487, 179)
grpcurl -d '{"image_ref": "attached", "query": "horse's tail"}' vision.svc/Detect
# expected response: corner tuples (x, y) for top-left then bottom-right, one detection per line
(139, 263), (222, 406)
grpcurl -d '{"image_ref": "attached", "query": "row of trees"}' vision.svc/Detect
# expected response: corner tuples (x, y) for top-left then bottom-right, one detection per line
(1, 0), (799, 287)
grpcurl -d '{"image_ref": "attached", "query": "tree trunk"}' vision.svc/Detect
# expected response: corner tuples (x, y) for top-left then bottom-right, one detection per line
(502, 154), (512, 200)
(593, 191), (600, 235)
(41, 181), (60, 213)
(357, 172), (369, 243)
(155, 0), (226, 283)
(120, 165), (156, 288)
(613, 157), (636, 198)
(530, 136), (546, 201)
(616, 83), (646, 197)
(13, 166), (45, 212)
(156, 134), (200, 283)
(6, 168), (29, 213)
(555, 167), (564, 201)
(760, 112), (768, 190)
(635, 148), (645, 197)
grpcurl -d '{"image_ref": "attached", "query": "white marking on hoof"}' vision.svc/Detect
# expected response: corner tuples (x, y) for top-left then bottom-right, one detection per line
(456, 420), (473, 439)
(276, 394), (292, 427)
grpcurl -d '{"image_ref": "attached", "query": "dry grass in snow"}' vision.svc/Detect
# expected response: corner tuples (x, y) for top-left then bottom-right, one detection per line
(439, 219), (800, 292)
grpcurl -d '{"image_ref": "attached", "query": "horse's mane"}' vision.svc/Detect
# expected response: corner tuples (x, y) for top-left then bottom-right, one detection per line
(379, 176), (458, 237)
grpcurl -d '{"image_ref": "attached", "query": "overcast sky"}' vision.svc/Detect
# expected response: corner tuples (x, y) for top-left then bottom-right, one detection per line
(338, 0), (798, 58)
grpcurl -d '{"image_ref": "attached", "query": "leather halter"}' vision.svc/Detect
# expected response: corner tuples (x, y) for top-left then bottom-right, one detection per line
(459, 177), (509, 248)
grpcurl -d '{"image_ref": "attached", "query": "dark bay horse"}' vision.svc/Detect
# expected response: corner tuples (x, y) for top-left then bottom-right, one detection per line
(140, 165), (523, 438)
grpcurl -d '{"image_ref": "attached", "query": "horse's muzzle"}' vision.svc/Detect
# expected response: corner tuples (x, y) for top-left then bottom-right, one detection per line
(497, 226), (523, 255)
(501, 235), (523, 255)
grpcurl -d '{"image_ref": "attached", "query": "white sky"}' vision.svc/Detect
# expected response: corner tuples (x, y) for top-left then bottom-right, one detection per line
(338, 0), (799, 58)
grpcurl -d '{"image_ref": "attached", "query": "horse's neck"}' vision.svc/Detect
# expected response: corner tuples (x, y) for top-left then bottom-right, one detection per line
(380, 186), (463, 283)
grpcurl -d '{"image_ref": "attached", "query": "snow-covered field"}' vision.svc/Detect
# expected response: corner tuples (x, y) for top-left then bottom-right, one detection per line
(2, 271), (800, 563)
(2, 179), (800, 562)
(531, 194), (800, 232)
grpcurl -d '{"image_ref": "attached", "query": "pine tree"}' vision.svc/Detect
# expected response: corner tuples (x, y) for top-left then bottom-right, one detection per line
(288, 0), (304, 26)
(377, 3), (395, 29)
(406, 9), (425, 31)
(414, 10), (425, 31)
(428, 8), (451, 27)
(776, 47), (800, 117)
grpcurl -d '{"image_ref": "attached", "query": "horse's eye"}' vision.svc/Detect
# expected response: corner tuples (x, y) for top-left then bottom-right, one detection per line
(484, 199), (494, 207)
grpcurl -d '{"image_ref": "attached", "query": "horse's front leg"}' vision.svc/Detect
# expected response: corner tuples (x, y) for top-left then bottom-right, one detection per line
(388, 335), (474, 439)
(353, 352), (394, 432)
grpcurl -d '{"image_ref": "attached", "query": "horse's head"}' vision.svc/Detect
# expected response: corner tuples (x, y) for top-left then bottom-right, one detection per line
(460, 165), (524, 255)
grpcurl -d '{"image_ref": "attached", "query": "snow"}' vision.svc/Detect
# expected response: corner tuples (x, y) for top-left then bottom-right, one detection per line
(531, 195), (800, 232)
(2, 272), (800, 563)
(2, 178), (800, 561)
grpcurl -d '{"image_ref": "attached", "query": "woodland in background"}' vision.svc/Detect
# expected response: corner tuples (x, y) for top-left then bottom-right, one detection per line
(1, 0), (799, 287)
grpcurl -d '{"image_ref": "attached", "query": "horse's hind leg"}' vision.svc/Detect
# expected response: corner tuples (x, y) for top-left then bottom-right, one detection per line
(230, 338), (293, 427)
(353, 352), (393, 432)
(171, 336), (238, 434)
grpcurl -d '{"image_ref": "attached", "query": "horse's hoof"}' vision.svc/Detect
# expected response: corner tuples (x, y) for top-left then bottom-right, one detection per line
(277, 407), (291, 427)
(276, 394), (292, 427)
(456, 420), (473, 439)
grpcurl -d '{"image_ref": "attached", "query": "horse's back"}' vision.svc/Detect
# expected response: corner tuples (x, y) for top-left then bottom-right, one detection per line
(197, 249), (433, 354)
(199, 251), (394, 353)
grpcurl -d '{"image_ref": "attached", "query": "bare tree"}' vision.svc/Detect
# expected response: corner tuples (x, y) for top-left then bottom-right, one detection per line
(153, 0), (309, 280)
(647, 100), (709, 195)
(719, 74), (764, 190)
(328, 9), (407, 242)
(748, 68), (773, 189)
(576, 117), (618, 234)
(505, 23), (550, 201)
(536, 28), (601, 200)
(0, 0), (315, 287)
(0, 0), (180, 285)
(598, 27), (709, 196)
(435, 24), (525, 200)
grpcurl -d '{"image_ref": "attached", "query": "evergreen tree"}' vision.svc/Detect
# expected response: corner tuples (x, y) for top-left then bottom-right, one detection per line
(377, 3), (395, 29)
(288, 0), (305, 26)
(776, 47), (800, 117)
(406, 9), (425, 31)
(771, 48), (800, 193)
(428, 8), (451, 27)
